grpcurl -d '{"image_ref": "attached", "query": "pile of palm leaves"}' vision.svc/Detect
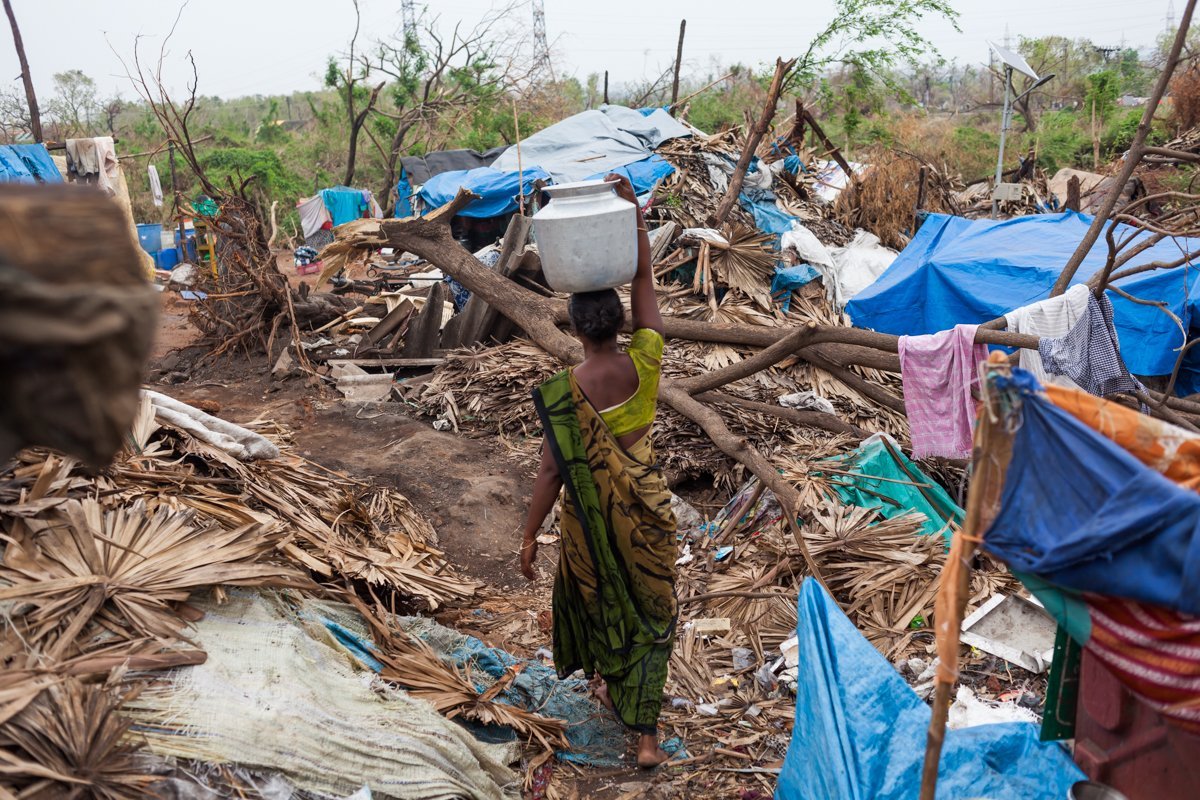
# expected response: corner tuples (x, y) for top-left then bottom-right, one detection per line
(348, 594), (568, 751)
(0, 680), (153, 800)
(0, 499), (308, 654)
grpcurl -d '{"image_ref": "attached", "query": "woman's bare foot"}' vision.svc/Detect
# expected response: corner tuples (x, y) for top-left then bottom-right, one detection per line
(636, 733), (669, 769)
(589, 676), (616, 715)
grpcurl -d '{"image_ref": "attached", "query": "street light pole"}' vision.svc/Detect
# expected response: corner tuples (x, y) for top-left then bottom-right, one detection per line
(992, 65), (1014, 219)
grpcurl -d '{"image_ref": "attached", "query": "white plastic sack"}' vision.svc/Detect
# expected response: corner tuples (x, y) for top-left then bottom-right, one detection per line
(827, 230), (898, 310)
(780, 222), (834, 269)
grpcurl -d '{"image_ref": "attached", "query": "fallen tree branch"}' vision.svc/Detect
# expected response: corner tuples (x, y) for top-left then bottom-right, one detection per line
(328, 191), (829, 588)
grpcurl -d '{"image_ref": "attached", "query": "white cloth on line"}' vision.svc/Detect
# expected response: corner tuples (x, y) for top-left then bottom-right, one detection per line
(148, 164), (163, 207)
(65, 136), (120, 196)
(1003, 283), (1091, 389)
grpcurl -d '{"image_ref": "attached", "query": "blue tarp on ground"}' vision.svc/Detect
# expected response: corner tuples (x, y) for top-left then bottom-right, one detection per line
(490, 105), (690, 184)
(984, 370), (1200, 616)
(418, 166), (551, 219)
(845, 212), (1200, 385)
(0, 144), (62, 183)
(777, 579), (1085, 800)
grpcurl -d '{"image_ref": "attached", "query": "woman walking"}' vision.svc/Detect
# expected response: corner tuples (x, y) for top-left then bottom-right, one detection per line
(519, 174), (676, 768)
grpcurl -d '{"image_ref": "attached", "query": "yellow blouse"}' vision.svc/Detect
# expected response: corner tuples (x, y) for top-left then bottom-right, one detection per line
(599, 328), (664, 437)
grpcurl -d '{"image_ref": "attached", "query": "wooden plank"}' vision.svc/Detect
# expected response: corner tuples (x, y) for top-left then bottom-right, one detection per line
(401, 281), (446, 359)
(328, 358), (444, 368)
(362, 299), (414, 347)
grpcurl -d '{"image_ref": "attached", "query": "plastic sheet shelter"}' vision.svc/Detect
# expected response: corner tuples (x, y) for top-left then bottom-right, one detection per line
(777, 579), (1084, 800)
(489, 105), (690, 184)
(985, 371), (1200, 616)
(845, 212), (1200, 388)
(418, 167), (551, 219)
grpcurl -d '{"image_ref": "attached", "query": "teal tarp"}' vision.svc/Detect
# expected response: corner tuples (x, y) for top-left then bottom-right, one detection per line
(823, 434), (963, 541)
(0, 144), (62, 183)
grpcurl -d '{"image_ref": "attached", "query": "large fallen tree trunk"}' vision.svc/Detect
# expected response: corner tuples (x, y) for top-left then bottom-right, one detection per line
(321, 193), (829, 587)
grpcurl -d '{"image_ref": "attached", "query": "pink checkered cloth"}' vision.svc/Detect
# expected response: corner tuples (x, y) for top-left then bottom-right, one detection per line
(897, 323), (988, 459)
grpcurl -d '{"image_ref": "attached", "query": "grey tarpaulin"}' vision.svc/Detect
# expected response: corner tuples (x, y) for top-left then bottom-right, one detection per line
(489, 105), (691, 184)
(400, 147), (509, 186)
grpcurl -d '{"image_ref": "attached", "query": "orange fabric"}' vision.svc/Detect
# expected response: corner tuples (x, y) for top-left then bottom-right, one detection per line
(1045, 384), (1200, 491)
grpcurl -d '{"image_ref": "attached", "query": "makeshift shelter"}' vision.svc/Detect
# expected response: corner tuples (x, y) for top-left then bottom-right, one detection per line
(412, 105), (688, 226)
(925, 362), (1200, 799)
(846, 211), (1200, 390)
(297, 186), (384, 249)
(396, 146), (508, 216)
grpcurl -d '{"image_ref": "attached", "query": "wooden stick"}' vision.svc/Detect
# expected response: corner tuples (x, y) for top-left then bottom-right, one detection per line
(671, 19), (687, 108)
(311, 304), (365, 334)
(709, 58), (795, 227)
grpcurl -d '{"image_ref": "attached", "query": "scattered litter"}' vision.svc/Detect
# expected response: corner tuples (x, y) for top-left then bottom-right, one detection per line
(960, 594), (1056, 673)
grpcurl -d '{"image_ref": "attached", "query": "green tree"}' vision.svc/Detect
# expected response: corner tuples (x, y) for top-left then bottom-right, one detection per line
(47, 69), (98, 137)
(787, 0), (960, 97)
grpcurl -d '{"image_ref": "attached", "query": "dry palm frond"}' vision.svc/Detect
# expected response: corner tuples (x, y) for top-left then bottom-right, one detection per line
(708, 224), (777, 310)
(0, 679), (152, 800)
(806, 505), (944, 655)
(5, 402), (476, 611)
(346, 593), (568, 752)
(834, 152), (960, 250)
(0, 499), (308, 653)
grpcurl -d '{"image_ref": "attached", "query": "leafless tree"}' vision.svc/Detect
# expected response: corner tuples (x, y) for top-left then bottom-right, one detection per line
(326, 0), (385, 187)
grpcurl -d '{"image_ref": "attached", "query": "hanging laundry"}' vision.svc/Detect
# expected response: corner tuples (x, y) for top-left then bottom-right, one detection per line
(148, 164), (164, 207)
(65, 136), (120, 195)
(297, 194), (333, 240)
(1003, 283), (1090, 388)
(1038, 290), (1144, 398)
(898, 323), (989, 459)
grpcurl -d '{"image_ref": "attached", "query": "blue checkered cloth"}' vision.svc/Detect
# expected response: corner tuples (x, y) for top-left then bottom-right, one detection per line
(1039, 291), (1145, 398)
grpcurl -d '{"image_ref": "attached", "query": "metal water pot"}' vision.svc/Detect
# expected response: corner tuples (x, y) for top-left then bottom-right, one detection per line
(532, 179), (637, 294)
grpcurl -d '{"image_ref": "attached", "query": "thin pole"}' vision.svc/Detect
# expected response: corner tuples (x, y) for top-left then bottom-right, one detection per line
(603, 70), (609, 105)
(992, 66), (1013, 219)
(670, 19), (687, 109)
(169, 141), (186, 261)
(512, 99), (524, 216)
(3, 0), (43, 142)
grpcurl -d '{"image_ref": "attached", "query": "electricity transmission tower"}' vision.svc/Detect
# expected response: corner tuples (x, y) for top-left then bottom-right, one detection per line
(402, 0), (417, 40)
(532, 0), (554, 80)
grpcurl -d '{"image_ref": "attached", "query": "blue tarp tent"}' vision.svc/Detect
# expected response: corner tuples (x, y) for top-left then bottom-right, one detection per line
(777, 579), (1084, 800)
(0, 144), (62, 183)
(846, 212), (1200, 388)
(418, 167), (551, 219)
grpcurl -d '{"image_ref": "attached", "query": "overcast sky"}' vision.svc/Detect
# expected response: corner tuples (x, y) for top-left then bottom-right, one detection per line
(0, 0), (1178, 102)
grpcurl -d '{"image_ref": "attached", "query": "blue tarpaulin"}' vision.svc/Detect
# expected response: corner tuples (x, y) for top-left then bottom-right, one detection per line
(846, 212), (1200, 385)
(777, 579), (1085, 800)
(984, 370), (1200, 615)
(418, 166), (550, 219)
(394, 168), (414, 217)
(0, 144), (62, 183)
(320, 186), (370, 226)
(586, 154), (675, 196)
